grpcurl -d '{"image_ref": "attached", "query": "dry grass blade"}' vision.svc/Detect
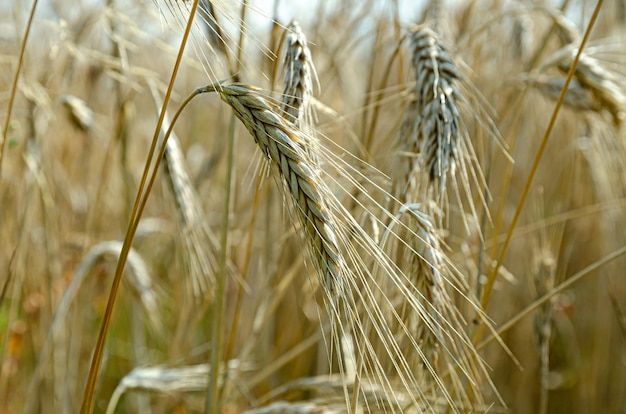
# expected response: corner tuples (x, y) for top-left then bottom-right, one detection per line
(0, 0), (39, 172)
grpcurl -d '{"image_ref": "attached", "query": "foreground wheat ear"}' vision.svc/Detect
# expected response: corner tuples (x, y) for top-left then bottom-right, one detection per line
(215, 83), (345, 301)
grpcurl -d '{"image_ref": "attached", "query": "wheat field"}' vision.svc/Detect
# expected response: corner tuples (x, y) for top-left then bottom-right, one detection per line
(1, 0), (626, 413)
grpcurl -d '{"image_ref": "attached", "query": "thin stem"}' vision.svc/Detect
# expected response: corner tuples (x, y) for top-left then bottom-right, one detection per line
(79, 2), (201, 412)
(206, 112), (237, 414)
(0, 0), (39, 172)
(477, 0), (604, 328)
(205, 5), (247, 412)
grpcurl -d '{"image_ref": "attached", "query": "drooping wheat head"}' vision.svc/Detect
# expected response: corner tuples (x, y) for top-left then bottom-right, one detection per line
(216, 84), (345, 301)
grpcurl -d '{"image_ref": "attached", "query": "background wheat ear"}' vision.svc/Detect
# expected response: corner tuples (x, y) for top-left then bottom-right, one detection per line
(395, 25), (462, 212)
(537, 45), (626, 127)
(280, 20), (319, 161)
(148, 83), (218, 303)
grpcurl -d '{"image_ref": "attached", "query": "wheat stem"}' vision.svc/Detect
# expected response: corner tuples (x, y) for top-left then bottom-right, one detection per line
(478, 0), (604, 328)
(80, 2), (201, 412)
(0, 0), (39, 172)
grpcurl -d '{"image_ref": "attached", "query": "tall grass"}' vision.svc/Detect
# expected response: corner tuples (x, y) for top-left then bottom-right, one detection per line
(1, 0), (625, 413)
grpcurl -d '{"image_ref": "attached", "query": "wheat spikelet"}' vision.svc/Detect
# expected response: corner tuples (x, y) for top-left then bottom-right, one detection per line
(253, 375), (412, 413)
(107, 360), (253, 414)
(511, 13), (534, 62)
(406, 205), (446, 365)
(280, 20), (320, 166)
(380, 202), (494, 411)
(161, 130), (218, 301)
(58, 95), (94, 132)
(531, 240), (557, 414)
(244, 401), (338, 414)
(524, 74), (603, 112)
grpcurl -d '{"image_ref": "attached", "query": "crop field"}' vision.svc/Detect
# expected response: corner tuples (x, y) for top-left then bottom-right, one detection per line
(0, 0), (625, 413)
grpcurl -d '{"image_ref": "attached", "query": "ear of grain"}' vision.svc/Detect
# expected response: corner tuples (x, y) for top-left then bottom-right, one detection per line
(525, 74), (603, 112)
(281, 20), (316, 130)
(539, 46), (626, 126)
(280, 20), (319, 161)
(389, 26), (500, 406)
(381, 202), (497, 411)
(58, 95), (94, 133)
(396, 26), (462, 209)
(217, 84), (345, 301)
(106, 364), (212, 414)
(407, 206), (447, 366)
